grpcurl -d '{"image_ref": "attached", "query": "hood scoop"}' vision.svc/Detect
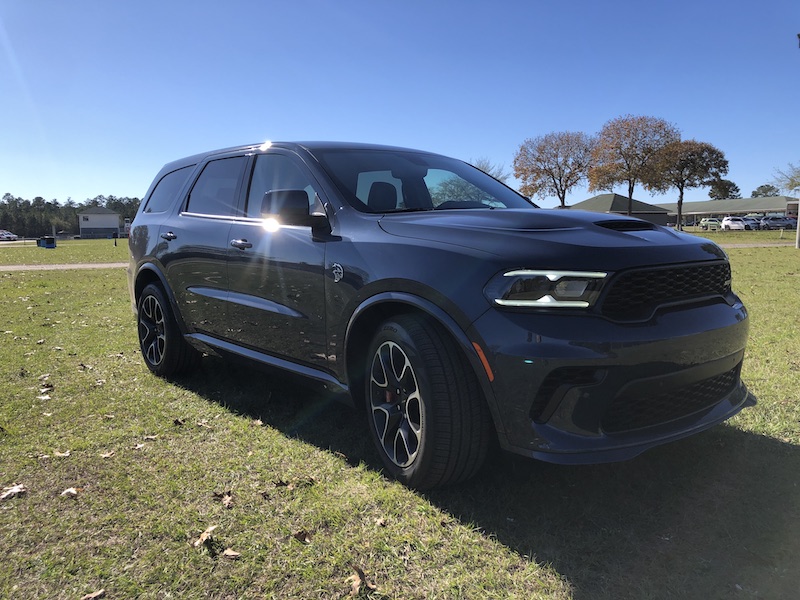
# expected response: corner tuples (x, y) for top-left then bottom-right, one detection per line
(595, 220), (657, 232)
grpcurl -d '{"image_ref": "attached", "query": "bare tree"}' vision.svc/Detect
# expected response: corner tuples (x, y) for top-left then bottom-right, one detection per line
(469, 158), (511, 183)
(774, 162), (800, 195)
(589, 115), (680, 215)
(643, 140), (728, 230)
(512, 131), (595, 207)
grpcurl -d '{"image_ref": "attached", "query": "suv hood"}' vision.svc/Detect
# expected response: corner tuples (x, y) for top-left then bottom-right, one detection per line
(377, 209), (726, 268)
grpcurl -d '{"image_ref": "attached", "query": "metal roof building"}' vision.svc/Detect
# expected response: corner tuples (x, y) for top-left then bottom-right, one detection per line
(655, 196), (797, 217)
(568, 194), (670, 225)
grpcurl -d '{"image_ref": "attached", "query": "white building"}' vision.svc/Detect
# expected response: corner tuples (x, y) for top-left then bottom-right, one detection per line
(78, 206), (121, 239)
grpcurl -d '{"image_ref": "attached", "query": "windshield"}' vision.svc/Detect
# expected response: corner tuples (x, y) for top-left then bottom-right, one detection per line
(312, 148), (536, 213)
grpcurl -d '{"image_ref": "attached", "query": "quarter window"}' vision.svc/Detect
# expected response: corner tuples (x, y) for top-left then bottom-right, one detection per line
(143, 165), (194, 214)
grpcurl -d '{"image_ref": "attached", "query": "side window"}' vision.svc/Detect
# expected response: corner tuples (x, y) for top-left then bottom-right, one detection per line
(143, 165), (194, 213)
(185, 157), (247, 216)
(246, 154), (316, 217)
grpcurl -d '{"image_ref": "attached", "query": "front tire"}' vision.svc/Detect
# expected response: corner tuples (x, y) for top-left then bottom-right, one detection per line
(137, 283), (198, 377)
(365, 314), (491, 489)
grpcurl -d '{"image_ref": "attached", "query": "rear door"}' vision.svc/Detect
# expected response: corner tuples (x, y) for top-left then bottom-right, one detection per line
(225, 151), (328, 369)
(159, 154), (248, 339)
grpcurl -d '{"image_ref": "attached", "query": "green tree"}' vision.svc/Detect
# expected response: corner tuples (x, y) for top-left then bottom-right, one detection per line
(643, 140), (728, 231)
(589, 115), (680, 215)
(751, 184), (781, 197)
(708, 179), (741, 200)
(513, 131), (595, 208)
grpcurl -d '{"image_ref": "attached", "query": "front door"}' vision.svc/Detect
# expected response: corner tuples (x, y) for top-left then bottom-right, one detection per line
(225, 152), (328, 370)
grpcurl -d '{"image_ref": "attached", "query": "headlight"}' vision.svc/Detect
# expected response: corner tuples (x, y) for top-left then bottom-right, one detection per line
(486, 270), (607, 308)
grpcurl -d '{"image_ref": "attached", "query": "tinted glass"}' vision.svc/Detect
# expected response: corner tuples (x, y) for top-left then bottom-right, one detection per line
(314, 149), (534, 213)
(185, 157), (247, 216)
(245, 154), (316, 217)
(144, 165), (194, 213)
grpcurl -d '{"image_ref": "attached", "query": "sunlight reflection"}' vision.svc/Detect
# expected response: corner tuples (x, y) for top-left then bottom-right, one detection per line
(261, 217), (280, 232)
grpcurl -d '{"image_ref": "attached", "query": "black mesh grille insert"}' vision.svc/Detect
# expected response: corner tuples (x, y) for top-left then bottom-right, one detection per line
(601, 366), (740, 434)
(601, 262), (731, 321)
(530, 367), (602, 422)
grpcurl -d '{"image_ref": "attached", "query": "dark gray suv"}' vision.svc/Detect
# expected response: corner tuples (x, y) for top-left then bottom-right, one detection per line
(128, 141), (755, 489)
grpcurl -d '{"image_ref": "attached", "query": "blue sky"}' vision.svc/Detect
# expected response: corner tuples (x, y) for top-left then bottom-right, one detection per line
(1, 0), (798, 208)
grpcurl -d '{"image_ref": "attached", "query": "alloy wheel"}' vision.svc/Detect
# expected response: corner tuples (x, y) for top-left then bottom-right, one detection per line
(369, 340), (423, 468)
(139, 294), (166, 367)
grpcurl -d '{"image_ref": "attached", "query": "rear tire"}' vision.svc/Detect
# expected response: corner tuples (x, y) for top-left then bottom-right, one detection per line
(365, 314), (491, 489)
(137, 283), (199, 377)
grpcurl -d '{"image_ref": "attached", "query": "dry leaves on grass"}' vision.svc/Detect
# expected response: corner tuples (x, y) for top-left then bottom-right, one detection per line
(212, 491), (234, 509)
(192, 525), (231, 558)
(292, 530), (312, 545)
(273, 476), (318, 492)
(192, 525), (218, 548)
(80, 590), (105, 600)
(347, 564), (377, 597)
(1, 483), (27, 500)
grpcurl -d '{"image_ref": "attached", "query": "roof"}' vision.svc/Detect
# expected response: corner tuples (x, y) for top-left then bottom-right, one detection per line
(151, 141), (445, 184)
(78, 206), (119, 215)
(655, 196), (798, 215)
(570, 193), (669, 214)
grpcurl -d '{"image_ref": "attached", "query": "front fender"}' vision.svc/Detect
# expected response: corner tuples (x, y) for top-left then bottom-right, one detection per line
(343, 291), (505, 438)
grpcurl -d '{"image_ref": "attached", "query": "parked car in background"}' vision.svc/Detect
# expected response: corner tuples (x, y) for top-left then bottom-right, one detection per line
(721, 216), (747, 231)
(128, 141), (756, 489)
(0, 229), (18, 241)
(742, 217), (761, 230)
(760, 216), (794, 230)
(699, 218), (721, 230)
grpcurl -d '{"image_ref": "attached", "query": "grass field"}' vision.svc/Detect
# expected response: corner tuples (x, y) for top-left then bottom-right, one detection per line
(0, 239), (130, 266)
(1, 243), (799, 599)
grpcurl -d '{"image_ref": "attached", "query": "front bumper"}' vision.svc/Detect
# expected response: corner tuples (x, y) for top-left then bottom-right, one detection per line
(470, 298), (754, 463)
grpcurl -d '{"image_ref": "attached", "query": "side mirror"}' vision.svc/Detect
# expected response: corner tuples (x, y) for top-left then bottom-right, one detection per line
(262, 190), (328, 228)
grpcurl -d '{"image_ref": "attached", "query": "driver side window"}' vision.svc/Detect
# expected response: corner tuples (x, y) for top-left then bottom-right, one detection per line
(246, 154), (316, 217)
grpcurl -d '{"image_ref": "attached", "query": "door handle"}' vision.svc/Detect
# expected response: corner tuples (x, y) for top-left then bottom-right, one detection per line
(230, 239), (253, 249)
(160, 231), (177, 241)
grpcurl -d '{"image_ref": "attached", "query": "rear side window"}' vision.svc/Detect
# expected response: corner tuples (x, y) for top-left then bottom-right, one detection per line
(185, 157), (247, 216)
(143, 165), (194, 213)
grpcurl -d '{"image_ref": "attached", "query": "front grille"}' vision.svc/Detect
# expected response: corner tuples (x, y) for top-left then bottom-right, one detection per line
(601, 366), (740, 434)
(600, 262), (731, 321)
